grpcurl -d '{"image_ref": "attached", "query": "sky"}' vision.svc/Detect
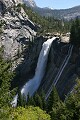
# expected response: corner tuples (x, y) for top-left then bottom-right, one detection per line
(34, 0), (80, 9)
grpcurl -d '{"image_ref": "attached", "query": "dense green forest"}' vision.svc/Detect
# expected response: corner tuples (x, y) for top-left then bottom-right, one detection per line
(0, 47), (14, 108)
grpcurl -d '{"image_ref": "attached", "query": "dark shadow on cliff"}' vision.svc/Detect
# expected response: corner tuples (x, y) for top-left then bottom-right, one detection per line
(11, 36), (46, 90)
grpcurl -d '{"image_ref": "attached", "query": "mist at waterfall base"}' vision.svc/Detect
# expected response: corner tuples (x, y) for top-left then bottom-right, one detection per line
(11, 37), (56, 107)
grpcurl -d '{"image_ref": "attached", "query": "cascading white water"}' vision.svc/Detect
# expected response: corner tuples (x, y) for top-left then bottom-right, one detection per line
(11, 37), (56, 107)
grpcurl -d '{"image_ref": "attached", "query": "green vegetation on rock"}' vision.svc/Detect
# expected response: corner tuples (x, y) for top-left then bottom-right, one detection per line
(0, 47), (15, 108)
(70, 17), (80, 45)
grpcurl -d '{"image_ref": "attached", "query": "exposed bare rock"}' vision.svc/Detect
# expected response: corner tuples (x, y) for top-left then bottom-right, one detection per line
(23, 0), (37, 8)
(0, 0), (23, 9)
(61, 36), (69, 43)
(0, 0), (37, 70)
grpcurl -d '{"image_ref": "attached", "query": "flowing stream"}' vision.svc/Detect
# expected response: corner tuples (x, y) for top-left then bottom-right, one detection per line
(11, 37), (56, 107)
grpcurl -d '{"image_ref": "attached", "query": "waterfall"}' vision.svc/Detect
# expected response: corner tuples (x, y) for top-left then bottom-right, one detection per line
(11, 37), (56, 107)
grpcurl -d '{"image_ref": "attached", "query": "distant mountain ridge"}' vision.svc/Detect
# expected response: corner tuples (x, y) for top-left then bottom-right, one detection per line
(33, 5), (80, 20)
(23, 0), (80, 20)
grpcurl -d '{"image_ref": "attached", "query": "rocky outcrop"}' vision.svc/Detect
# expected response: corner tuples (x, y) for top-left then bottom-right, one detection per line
(0, 0), (23, 9)
(0, 0), (37, 70)
(23, 0), (37, 8)
(0, 1), (6, 13)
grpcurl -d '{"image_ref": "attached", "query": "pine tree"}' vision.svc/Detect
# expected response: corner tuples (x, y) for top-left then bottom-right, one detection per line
(47, 86), (60, 113)
(51, 101), (69, 120)
(70, 21), (76, 44)
(0, 47), (15, 108)
(17, 89), (23, 106)
(40, 90), (46, 110)
(34, 93), (43, 109)
(65, 80), (80, 120)
(70, 17), (80, 45)
(26, 92), (30, 106)
(28, 97), (36, 106)
(22, 93), (27, 107)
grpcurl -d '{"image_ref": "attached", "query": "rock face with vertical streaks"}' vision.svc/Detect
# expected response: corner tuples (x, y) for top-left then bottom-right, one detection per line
(0, 0), (37, 70)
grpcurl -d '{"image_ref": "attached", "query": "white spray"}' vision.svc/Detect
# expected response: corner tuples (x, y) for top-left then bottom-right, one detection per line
(11, 37), (56, 107)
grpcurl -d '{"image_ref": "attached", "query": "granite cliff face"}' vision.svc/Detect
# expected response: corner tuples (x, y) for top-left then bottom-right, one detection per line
(39, 40), (79, 100)
(0, 0), (23, 8)
(0, 0), (37, 69)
